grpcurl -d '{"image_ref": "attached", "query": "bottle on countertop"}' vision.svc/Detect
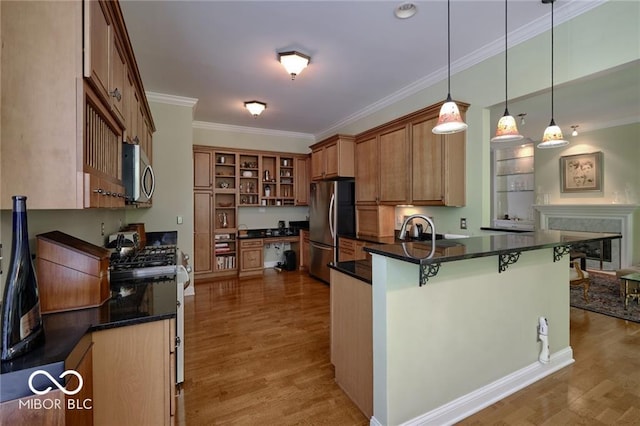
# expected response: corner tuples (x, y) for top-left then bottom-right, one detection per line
(1, 195), (45, 361)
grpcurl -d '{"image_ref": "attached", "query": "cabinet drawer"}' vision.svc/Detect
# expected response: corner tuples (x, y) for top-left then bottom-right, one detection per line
(240, 239), (264, 248)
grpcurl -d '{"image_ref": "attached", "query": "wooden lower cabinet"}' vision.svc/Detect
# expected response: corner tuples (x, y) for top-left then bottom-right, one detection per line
(338, 237), (369, 262)
(65, 334), (94, 426)
(330, 269), (373, 418)
(299, 230), (310, 270)
(239, 239), (264, 277)
(92, 319), (175, 426)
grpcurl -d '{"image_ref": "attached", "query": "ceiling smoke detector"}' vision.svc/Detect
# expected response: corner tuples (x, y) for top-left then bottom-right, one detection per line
(394, 2), (417, 19)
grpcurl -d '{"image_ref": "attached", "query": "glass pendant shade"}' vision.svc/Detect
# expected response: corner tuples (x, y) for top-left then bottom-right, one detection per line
(538, 120), (569, 148)
(278, 51), (310, 80)
(491, 111), (523, 142)
(432, 0), (467, 135)
(433, 97), (468, 134)
(537, 0), (568, 149)
(244, 101), (266, 117)
(492, 0), (523, 143)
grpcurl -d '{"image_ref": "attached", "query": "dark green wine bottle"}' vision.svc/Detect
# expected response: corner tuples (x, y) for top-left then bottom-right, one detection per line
(1, 195), (45, 361)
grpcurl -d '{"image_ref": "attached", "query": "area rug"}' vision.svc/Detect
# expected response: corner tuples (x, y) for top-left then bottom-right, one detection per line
(570, 270), (640, 323)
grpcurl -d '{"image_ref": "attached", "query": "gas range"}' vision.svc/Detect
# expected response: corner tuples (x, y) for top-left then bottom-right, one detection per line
(109, 245), (178, 281)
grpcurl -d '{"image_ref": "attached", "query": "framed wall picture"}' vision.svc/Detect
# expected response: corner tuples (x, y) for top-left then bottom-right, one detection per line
(560, 151), (603, 192)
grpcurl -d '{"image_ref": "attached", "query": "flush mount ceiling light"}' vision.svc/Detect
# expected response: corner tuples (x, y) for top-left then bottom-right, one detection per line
(394, 2), (418, 19)
(537, 0), (569, 149)
(278, 51), (310, 80)
(244, 101), (266, 117)
(491, 0), (523, 143)
(571, 125), (579, 136)
(432, 0), (467, 135)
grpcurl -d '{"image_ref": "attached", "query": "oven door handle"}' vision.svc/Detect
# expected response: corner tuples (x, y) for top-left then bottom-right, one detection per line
(177, 264), (191, 288)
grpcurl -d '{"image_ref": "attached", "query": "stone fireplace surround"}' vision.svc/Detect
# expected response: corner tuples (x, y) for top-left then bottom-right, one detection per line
(534, 204), (638, 270)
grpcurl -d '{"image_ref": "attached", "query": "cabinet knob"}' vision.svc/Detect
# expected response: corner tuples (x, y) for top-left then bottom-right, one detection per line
(93, 188), (103, 194)
(110, 88), (122, 102)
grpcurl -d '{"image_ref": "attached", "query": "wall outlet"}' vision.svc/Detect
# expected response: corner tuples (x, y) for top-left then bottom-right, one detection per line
(460, 218), (467, 229)
(177, 216), (183, 224)
(396, 215), (403, 227)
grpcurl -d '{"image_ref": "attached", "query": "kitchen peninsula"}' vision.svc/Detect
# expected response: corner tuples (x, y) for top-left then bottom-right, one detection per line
(330, 230), (621, 425)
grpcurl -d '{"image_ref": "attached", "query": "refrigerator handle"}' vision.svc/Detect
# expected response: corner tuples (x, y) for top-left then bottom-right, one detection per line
(329, 192), (336, 239)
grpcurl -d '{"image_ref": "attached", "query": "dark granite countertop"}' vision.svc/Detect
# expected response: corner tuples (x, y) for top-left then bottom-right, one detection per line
(329, 260), (372, 284)
(364, 230), (622, 266)
(1, 277), (177, 402)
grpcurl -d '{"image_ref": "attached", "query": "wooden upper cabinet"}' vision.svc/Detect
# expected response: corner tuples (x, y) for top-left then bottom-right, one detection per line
(84, 0), (111, 103)
(354, 136), (378, 204)
(193, 150), (213, 190)
(378, 124), (409, 204)
(0, 0), (154, 209)
(411, 115), (466, 206)
(310, 135), (355, 180)
(109, 34), (127, 126)
(294, 155), (310, 206)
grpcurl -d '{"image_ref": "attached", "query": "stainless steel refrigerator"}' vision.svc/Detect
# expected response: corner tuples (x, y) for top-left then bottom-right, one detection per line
(309, 181), (355, 283)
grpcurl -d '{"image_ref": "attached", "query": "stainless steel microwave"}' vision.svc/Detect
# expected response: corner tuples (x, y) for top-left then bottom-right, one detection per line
(122, 143), (155, 203)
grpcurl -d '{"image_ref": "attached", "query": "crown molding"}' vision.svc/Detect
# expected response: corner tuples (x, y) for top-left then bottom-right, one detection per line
(192, 121), (315, 140)
(146, 92), (199, 108)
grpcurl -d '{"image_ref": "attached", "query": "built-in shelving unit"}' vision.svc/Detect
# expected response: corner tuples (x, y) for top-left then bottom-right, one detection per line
(492, 143), (535, 229)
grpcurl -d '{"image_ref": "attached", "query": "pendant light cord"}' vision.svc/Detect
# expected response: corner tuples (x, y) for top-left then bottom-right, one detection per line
(550, 0), (555, 121)
(447, 0), (451, 96)
(504, 0), (509, 113)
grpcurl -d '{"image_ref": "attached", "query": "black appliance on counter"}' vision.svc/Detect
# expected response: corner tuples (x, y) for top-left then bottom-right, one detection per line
(309, 181), (356, 283)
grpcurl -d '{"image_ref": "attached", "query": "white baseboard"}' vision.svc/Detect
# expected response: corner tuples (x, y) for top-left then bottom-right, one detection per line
(370, 347), (574, 426)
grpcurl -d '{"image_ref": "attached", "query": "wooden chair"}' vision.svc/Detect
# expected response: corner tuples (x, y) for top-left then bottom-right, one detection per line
(570, 260), (590, 302)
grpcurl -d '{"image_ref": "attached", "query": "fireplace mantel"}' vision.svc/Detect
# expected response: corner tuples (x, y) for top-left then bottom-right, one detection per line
(534, 204), (639, 216)
(534, 203), (638, 268)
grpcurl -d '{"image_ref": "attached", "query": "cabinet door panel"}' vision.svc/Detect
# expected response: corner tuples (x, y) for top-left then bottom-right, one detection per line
(294, 156), (309, 205)
(85, 0), (111, 103)
(324, 142), (339, 178)
(194, 151), (213, 189)
(311, 148), (325, 180)
(411, 117), (444, 202)
(355, 137), (378, 204)
(110, 35), (126, 125)
(194, 192), (213, 273)
(379, 125), (409, 204)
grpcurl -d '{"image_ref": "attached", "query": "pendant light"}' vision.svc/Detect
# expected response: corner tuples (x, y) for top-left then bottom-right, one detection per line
(491, 0), (523, 143)
(537, 0), (569, 149)
(432, 0), (467, 134)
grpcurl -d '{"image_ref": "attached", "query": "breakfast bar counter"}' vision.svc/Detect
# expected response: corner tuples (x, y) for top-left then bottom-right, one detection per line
(334, 230), (621, 425)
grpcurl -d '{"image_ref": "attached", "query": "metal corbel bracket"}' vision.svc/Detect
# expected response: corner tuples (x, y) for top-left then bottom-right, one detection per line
(498, 251), (521, 273)
(553, 245), (571, 262)
(419, 262), (441, 286)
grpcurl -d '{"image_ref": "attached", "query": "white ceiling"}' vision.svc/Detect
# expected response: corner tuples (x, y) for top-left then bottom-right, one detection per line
(119, 0), (638, 140)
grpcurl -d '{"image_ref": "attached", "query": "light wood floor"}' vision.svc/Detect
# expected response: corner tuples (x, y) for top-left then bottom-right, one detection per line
(178, 270), (640, 425)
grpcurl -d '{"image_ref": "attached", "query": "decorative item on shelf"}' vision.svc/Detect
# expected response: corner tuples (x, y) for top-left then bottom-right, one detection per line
(1, 195), (45, 361)
(244, 100), (267, 117)
(239, 183), (244, 193)
(218, 201), (233, 207)
(242, 171), (253, 177)
(432, 0), (467, 134)
(538, 0), (569, 149)
(278, 51), (310, 80)
(247, 182), (254, 193)
(491, 0), (523, 143)
(219, 182), (230, 189)
(218, 212), (229, 228)
(264, 185), (271, 197)
(218, 156), (226, 164)
(264, 170), (271, 181)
